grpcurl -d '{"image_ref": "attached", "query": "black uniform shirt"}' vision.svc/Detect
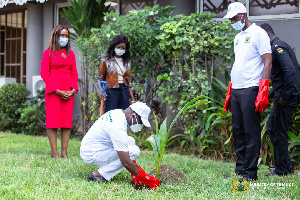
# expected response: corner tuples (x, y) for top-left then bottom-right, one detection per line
(270, 37), (300, 100)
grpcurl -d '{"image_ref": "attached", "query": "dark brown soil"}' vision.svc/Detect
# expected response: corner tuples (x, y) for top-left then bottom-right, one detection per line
(133, 165), (185, 189)
(149, 165), (185, 185)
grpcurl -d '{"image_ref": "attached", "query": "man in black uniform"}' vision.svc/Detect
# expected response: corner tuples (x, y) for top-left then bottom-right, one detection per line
(260, 23), (300, 176)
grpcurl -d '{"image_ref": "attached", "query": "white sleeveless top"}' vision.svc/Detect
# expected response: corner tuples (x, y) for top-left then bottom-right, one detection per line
(114, 57), (126, 83)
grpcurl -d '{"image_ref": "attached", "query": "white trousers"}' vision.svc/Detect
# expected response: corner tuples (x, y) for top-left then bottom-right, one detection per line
(81, 136), (140, 181)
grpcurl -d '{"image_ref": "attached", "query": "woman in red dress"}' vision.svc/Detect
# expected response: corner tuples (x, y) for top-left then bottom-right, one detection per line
(40, 25), (78, 159)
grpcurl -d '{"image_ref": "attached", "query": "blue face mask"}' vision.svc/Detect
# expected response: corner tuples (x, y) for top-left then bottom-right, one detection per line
(114, 48), (126, 56)
(58, 37), (68, 47)
(231, 15), (245, 31)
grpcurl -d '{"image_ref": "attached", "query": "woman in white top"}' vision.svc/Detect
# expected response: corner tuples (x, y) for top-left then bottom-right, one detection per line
(98, 34), (135, 112)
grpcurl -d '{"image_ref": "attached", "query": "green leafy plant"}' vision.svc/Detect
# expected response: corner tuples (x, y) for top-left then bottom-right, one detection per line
(145, 95), (210, 178)
(17, 88), (80, 137)
(168, 94), (233, 160)
(288, 103), (300, 168)
(156, 12), (235, 149)
(17, 104), (39, 135)
(61, 0), (110, 39)
(61, 0), (110, 133)
(16, 89), (46, 135)
(79, 5), (175, 111)
(288, 131), (300, 168)
(0, 83), (30, 132)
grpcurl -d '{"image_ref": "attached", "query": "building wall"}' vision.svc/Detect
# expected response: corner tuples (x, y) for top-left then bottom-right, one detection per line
(255, 19), (300, 61)
(157, 0), (196, 16)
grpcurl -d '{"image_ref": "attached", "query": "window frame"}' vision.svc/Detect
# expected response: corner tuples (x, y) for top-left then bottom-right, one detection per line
(111, 0), (157, 15)
(197, 0), (300, 21)
(54, 2), (75, 33)
(0, 9), (27, 84)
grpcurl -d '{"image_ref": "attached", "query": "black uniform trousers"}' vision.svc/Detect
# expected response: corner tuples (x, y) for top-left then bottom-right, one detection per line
(267, 93), (299, 175)
(231, 86), (261, 180)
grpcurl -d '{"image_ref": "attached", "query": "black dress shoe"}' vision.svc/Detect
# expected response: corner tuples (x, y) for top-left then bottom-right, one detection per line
(87, 172), (108, 183)
(287, 169), (294, 175)
(239, 176), (257, 182)
(266, 171), (279, 177)
(268, 166), (275, 172)
(239, 177), (248, 182)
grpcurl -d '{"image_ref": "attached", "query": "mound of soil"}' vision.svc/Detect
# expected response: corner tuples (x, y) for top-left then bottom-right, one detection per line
(133, 165), (185, 189)
(149, 165), (185, 185)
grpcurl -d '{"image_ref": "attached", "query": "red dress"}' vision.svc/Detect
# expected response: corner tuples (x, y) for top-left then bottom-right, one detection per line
(40, 49), (78, 128)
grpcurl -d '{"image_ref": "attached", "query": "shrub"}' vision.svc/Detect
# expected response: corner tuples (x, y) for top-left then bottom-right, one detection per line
(16, 88), (81, 137)
(79, 5), (176, 124)
(288, 104), (300, 169)
(0, 83), (30, 132)
(16, 89), (46, 135)
(156, 13), (235, 153)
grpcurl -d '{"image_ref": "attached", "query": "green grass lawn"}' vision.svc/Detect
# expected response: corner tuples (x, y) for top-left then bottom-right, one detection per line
(0, 132), (299, 200)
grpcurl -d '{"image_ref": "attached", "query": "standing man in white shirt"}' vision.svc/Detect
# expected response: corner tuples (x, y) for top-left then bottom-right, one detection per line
(80, 102), (161, 189)
(223, 2), (272, 181)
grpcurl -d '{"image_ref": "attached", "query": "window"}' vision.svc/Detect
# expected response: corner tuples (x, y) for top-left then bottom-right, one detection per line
(120, 0), (155, 15)
(54, 2), (72, 28)
(250, 0), (299, 16)
(201, 0), (246, 18)
(105, 0), (156, 15)
(105, 1), (119, 13)
(0, 10), (27, 84)
(197, 0), (300, 20)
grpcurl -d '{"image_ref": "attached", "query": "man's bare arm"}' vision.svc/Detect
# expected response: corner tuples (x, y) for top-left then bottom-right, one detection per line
(117, 151), (140, 176)
(261, 53), (272, 79)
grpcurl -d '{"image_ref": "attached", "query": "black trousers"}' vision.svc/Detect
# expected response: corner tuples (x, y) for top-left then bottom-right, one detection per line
(105, 83), (130, 113)
(267, 93), (299, 175)
(231, 87), (261, 179)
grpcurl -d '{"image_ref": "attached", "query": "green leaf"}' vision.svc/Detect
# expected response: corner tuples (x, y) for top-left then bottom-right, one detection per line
(158, 118), (168, 159)
(205, 113), (218, 130)
(289, 151), (300, 157)
(262, 153), (267, 165)
(153, 112), (159, 135)
(145, 135), (160, 166)
(212, 77), (227, 90)
(224, 132), (232, 145)
(205, 139), (218, 145)
(260, 115), (269, 126)
(288, 142), (297, 150)
(288, 131), (300, 143)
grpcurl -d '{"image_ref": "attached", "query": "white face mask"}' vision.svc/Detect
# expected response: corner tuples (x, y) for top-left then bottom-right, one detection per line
(129, 115), (143, 133)
(114, 48), (126, 56)
(231, 15), (245, 31)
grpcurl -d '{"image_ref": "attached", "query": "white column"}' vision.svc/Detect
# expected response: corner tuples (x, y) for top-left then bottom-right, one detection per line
(26, 3), (43, 97)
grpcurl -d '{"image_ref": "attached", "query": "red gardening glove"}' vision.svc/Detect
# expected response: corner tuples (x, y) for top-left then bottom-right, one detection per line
(131, 161), (142, 185)
(131, 174), (142, 185)
(224, 82), (232, 113)
(136, 167), (161, 189)
(255, 79), (270, 112)
(133, 163), (161, 189)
